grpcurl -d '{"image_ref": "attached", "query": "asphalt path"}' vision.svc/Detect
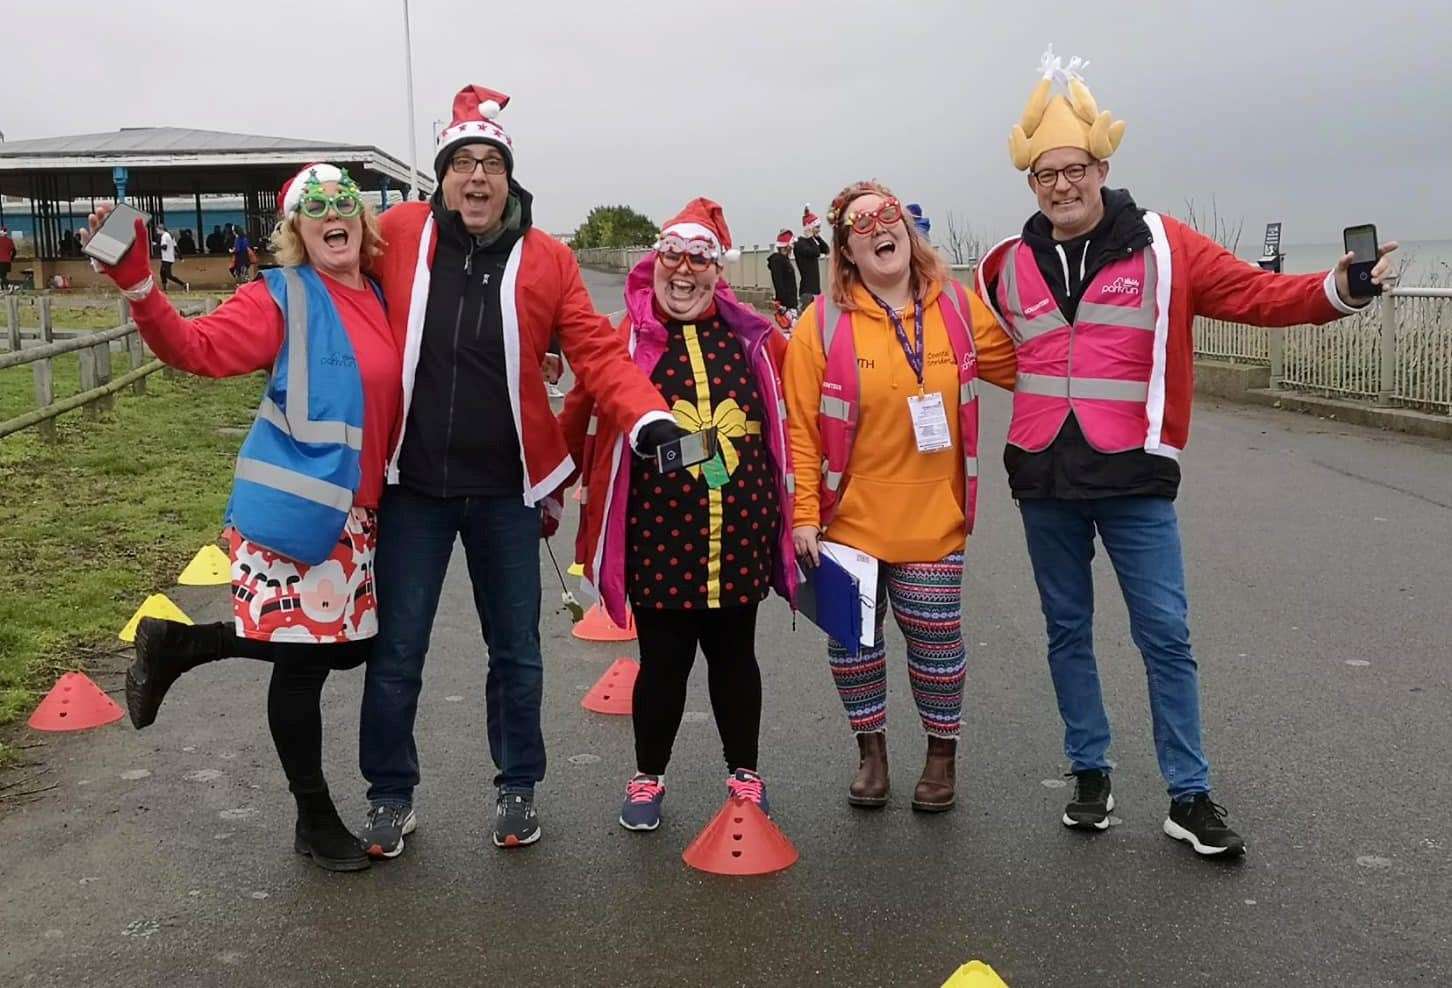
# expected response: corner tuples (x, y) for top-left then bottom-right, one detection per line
(1, 267), (1448, 986)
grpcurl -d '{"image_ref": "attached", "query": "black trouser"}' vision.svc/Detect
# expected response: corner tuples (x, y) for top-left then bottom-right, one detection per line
(631, 603), (761, 776)
(160, 261), (184, 289)
(193, 623), (370, 796)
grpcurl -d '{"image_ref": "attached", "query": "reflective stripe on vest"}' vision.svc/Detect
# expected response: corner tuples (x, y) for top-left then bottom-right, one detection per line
(233, 457), (354, 511)
(1015, 372), (1150, 403)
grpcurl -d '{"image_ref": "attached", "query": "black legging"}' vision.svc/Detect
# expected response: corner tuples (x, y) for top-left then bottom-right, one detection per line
(208, 625), (370, 796)
(630, 603), (761, 776)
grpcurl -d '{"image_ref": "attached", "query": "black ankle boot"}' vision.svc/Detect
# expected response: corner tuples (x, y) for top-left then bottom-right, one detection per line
(124, 619), (227, 729)
(294, 791), (370, 872)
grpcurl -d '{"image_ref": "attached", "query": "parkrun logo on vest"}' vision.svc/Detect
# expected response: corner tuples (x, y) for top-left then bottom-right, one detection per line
(1023, 297), (1055, 316)
(320, 352), (358, 368)
(1100, 276), (1142, 297)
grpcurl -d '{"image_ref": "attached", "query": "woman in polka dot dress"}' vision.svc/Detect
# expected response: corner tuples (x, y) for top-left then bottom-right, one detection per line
(561, 198), (798, 833)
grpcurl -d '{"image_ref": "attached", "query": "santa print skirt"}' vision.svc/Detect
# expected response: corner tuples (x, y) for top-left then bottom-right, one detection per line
(226, 507), (378, 643)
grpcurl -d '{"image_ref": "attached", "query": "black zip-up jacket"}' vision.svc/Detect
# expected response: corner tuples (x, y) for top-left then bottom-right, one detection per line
(992, 188), (1182, 501)
(395, 182), (533, 498)
(794, 235), (829, 297)
(768, 250), (798, 309)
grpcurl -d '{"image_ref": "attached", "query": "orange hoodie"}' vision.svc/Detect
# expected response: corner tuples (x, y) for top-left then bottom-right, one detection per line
(783, 279), (1017, 563)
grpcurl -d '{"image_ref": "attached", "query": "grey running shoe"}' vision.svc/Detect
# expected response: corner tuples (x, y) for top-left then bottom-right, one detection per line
(361, 804), (417, 859)
(493, 789), (542, 848)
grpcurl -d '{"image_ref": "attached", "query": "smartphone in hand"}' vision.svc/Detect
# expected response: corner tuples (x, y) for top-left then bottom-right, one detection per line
(82, 203), (151, 267)
(1343, 224), (1381, 300)
(655, 428), (718, 473)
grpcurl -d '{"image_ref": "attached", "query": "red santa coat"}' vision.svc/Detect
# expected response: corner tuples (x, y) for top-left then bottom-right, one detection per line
(976, 211), (1360, 458)
(372, 202), (671, 504)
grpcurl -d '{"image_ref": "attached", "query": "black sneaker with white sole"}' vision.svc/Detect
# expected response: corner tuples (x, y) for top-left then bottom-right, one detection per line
(493, 790), (541, 848)
(1163, 793), (1246, 857)
(1062, 769), (1115, 830)
(361, 804), (417, 859)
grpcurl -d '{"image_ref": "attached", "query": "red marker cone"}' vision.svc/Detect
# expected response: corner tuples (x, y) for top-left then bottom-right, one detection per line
(572, 603), (636, 642)
(682, 797), (798, 876)
(27, 672), (125, 732)
(580, 658), (637, 715)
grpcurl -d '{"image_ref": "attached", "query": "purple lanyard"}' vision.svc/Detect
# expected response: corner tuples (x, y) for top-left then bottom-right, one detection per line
(870, 291), (926, 387)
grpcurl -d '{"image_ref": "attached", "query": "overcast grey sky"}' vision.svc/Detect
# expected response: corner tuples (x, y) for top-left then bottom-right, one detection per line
(7, 0), (1450, 246)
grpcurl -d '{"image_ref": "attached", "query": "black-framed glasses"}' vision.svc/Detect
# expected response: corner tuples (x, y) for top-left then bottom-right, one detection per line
(1032, 162), (1092, 188)
(449, 154), (507, 176)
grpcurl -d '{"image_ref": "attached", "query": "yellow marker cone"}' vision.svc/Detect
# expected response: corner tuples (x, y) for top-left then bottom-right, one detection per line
(942, 960), (1010, 988)
(119, 594), (194, 643)
(177, 545), (231, 586)
(567, 561), (584, 577)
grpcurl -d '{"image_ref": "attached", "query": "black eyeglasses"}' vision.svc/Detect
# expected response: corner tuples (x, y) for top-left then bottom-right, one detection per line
(449, 154), (507, 176)
(1032, 162), (1092, 188)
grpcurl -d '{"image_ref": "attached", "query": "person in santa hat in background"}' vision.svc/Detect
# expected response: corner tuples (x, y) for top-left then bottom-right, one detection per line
(978, 47), (1399, 858)
(361, 84), (688, 855)
(86, 164), (402, 874)
(560, 198), (797, 834)
(768, 228), (799, 316)
(793, 205), (831, 305)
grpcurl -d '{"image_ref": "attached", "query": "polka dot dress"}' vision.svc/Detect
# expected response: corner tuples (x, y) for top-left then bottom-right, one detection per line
(627, 317), (778, 611)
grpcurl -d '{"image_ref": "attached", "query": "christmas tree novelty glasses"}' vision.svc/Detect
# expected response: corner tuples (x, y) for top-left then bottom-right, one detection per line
(298, 191), (363, 220)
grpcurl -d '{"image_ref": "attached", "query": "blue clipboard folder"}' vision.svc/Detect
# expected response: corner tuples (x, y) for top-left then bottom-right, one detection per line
(796, 555), (864, 657)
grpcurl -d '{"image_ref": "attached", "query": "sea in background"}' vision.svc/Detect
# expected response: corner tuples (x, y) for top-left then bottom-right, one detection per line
(1236, 239), (1452, 284)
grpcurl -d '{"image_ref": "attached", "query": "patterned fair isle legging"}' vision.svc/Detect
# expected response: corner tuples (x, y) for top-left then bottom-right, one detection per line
(827, 551), (966, 739)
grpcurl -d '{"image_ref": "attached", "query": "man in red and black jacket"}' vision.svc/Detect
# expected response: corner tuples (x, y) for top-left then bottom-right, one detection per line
(359, 85), (684, 855)
(977, 49), (1397, 858)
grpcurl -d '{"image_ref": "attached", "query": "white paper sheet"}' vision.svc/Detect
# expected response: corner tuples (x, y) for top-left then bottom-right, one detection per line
(819, 540), (877, 648)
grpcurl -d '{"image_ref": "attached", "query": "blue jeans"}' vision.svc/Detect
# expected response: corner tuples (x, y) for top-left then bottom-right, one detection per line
(360, 487), (545, 805)
(1018, 496), (1210, 799)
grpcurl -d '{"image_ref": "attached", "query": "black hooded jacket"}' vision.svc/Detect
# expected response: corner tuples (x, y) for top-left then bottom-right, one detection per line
(394, 181), (532, 498)
(993, 188), (1181, 500)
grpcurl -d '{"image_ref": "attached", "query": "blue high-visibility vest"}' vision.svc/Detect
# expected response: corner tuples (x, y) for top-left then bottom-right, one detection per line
(224, 265), (368, 565)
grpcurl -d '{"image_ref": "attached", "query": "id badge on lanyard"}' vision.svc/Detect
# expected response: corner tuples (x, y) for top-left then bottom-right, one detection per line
(874, 293), (951, 455)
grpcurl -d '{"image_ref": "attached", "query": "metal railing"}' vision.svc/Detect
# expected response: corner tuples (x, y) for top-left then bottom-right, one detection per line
(1, 294), (209, 439)
(1194, 287), (1452, 414)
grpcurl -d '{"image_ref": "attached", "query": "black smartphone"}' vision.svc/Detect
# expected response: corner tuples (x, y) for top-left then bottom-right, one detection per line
(82, 203), (151, 267)
(655, 428), (717, 473)
(1343, 224), (1381, 299)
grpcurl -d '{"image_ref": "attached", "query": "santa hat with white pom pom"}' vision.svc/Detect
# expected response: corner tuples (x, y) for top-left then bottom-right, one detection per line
(435, 84), (515, 179)
(1009, 45), (1126, 171)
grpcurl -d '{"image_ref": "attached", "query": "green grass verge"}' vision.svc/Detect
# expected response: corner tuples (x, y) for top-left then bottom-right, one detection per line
(0, 366), (263, 746)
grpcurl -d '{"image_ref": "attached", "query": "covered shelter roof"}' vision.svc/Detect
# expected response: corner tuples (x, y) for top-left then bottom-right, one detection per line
(0, 126), (431, 198)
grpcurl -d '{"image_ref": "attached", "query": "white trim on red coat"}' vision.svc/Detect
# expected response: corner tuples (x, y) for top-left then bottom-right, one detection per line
(580, 322), (639, 610)
(386, 214), (438, 485)
(1141, 211), (1175, 457)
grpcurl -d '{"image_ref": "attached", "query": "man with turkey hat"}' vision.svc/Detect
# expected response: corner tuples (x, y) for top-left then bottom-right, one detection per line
(360, 84), (684, 855)
(977, 47), (1398, 858)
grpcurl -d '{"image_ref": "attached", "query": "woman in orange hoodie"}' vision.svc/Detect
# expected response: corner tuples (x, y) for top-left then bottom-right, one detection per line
(783, 180), (1016, 812)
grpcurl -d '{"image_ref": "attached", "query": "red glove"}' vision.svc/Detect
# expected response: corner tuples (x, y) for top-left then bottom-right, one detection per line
(540, 491), (564, 539)
(85, 215), (153, 291)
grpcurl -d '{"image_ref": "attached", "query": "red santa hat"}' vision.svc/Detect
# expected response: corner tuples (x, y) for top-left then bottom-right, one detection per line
(802, 204), (820, 230)
(435, 85), (514, 178)
(775, 229), (794, 248)
(654, 197), (740, 262)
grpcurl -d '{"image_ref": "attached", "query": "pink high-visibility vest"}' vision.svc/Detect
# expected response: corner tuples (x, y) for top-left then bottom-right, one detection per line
(813, 282), (982, 533)
(995, 241), (1160, 453)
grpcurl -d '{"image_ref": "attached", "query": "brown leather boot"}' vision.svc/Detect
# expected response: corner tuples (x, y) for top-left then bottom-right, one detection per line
(848, 731), (889, 808)
(911, 736), (957, 812)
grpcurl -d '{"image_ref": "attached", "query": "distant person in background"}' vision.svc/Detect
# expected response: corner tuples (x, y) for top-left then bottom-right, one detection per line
(232, 228), (253, 282)
(224, 223), (237, 254)
(157, 223), (187, 291)
(0, 227), (15, 291)
(906, 203), (932, 241)
(768, 229), (799, 313)
(794, 205), (830, 304)
(178, 229), (197, 256)
(207, 225), (225, 254)
(978, 46), (1400, 858)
